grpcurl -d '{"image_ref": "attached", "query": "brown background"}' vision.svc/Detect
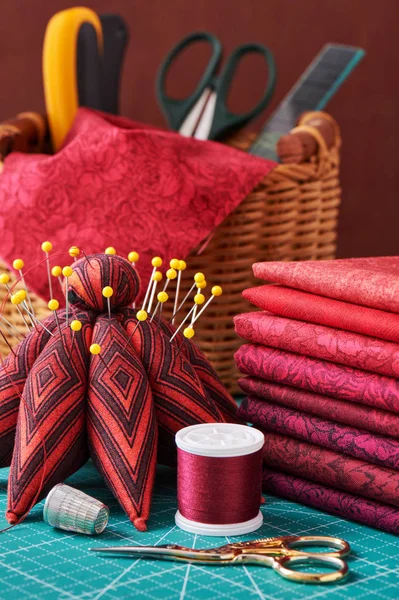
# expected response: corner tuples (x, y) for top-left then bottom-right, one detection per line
(1, 0), (397, 257)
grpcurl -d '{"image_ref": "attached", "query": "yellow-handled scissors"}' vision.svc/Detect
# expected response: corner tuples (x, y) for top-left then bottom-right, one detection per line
(91, 535), (351, 584)
(43, 7), (103, 150)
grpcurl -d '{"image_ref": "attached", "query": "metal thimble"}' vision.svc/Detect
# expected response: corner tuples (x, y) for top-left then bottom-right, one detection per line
(43, 484), (109, 535)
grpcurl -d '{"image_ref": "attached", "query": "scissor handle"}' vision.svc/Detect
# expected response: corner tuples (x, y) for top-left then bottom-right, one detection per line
(272, 554), (349, 584)
(282, 535), (351, 558)
(156, 31), (222, 131)
(209, 43), (276, 140)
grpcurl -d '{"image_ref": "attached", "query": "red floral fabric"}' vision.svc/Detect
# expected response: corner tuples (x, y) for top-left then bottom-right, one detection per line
(243, 285), (399, 343)
(235, 311), (399, 378)
(262, 432), (399, 507)
(238, 377), (399, 439)
(239, 396), (399, 470)
(262, 468), (399, 534)
(253, 256), (399, 312)
(0, 108), (274, 302)
(235, 344), (399, 413)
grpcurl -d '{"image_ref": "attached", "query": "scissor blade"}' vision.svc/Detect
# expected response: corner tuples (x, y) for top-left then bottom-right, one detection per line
(91, 545), (228, 563)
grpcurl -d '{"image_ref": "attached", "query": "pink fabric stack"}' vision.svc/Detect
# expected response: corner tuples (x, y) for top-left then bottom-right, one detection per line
(235, 257), (399, 533)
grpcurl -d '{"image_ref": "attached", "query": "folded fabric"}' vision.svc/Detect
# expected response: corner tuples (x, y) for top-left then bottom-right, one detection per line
(235, 344), (399, 413)
(235, 311), (399, 378)
(238, 396), (399, 470)
(262, 432), (399, 507)
(242, 285), (399, 343)
(238, 377), (399, 439)
(0, 108), (274, 301)
(262, 467), (399, 534)
(253, 257), (399, 313)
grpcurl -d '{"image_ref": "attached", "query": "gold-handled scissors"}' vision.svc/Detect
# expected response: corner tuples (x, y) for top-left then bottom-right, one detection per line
(91, 535), (351, 584)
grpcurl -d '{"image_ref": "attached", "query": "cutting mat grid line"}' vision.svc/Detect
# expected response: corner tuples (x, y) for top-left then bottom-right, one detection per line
(1, 461), (399, 600)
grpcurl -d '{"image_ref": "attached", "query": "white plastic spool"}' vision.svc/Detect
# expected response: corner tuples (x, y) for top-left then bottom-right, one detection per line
(175, 423), (264, 536)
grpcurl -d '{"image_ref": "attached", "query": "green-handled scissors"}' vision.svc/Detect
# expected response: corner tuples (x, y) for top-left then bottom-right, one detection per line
(156, 31), (276, 141)
(91, 534), (351, 584)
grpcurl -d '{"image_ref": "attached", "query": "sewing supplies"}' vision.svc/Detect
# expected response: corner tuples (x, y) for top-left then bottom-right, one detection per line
(169, 285), (222, 342)
(44, 484), (109, 535)
(62, 266), (73, 325)
(77, 14), (129, 114)
(157, 31), (276, 140)
(41, 241), (53, 299)
(148, 271), (162, 313)
(12, 258), (35, 318)
(69, 245), (80, 261)
(43, 7), (103, 149)
(250, 43), (365, 160)
(92, 534), (350, 584)
(1, 247), (235, 530)
(174, 423), (263, 536)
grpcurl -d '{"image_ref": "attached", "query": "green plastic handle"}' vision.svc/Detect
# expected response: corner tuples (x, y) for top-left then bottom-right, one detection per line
(156, 31), (222, 131)
(209, 43), (276, 140)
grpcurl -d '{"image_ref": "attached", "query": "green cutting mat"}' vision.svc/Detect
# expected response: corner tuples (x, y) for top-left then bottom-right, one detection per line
(1, 461), (399, 600)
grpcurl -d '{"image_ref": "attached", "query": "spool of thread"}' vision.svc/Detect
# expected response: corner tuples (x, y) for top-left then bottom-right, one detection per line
(175, 423), (264, 536)
(43, 484), (109, 535)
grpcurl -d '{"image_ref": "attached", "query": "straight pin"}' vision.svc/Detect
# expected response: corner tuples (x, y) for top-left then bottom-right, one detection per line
(102, 287), (114, 323)
(41, 241), (53, 300)
(62, 266), (73, 327)
(122, 310), (148, 351)
(12, 259), (35, 318)
(51, 266), (64, 294)
(0, 315), (25, 340)
(150, 268), (176, 322)
(172, 260), (186, 325)
(90, 343), (110, 371)
(48, 299), (63, 339)
(0, 273), (31, 333)
(142, 257), (163, 312)
(127, 251), (140, 309)
(21, 300), (54, 336)
(11, 292), (34, 331)
(148, 271), (163, 313)
(69, 246), (80, 262)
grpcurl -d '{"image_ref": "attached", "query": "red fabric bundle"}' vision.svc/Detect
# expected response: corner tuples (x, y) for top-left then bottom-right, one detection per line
(262, 432), (399, 507)
(253, 256), (399, 312)
(262, 468), (399, 534)
(0, 108), (274, 302)
(243, 285), (399, 343)
(238, 377), (399, 439)
(238, 396), (399, 470)
(235, 311), (399, 378)
(235, 344), (399, 413)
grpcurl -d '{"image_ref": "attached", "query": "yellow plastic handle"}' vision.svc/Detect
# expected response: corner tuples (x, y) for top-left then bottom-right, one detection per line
(43, 7), (103, 150)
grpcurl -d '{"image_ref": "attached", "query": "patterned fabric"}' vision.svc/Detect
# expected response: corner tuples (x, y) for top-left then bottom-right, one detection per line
(262, 432), (399, 507)
(238, 377), (399, 439)
(0, 108), (274, 302)
(235, 311), (399, 378)
(7, 313), (93, 523)
(235, 344), (399, 413)
(121, 312), (223, 467)
(159, 320), (239, 424)
(2, 253), (236, 529)
(68, 254), (140, 311)
(253, 256), (399, 313)
(88, 316), (157, 531)
(262, 467), (399, 534)
(243, 284), (399, 343)
(0, 312), (64, 467)
(239, 396), (399, 470)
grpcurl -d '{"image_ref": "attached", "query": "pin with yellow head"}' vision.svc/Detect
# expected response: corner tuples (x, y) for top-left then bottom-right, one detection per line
(41, 241), (54, 300)
(150, 268), (175, 322)
(12, 258), (36, 319)
(90, 343), (109, 371)
(141, 257), (163, 313)
(102, 286), (114, 322)
(127, 251), (140, 309)
(171, 260), (187, 325)
(170, 285), (223, 344)
(105, 247), (116, 256)
(69, 246), (80, 261)
(52, 265), (63, 294)
(148, 271), (163, 313)
(2, 274), (29, 333)
(62, 266), (73, 327)
(48, 298), (63, 337)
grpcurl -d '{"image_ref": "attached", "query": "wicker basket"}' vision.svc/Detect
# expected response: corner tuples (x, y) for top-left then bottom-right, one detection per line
(0, 112), (341, 393)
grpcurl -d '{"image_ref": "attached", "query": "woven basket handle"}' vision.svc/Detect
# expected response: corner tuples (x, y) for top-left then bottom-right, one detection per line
(0, 112), (47, 172)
